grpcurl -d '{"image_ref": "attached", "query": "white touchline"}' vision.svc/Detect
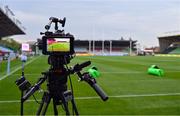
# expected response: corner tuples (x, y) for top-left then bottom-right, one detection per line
(1, 92), (180, 103)
(0, 56), (41, 81)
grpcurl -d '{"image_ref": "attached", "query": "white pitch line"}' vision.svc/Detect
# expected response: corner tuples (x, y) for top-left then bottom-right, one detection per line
(107, 70), (180, 73)
(8, 70), (180, 76)
(12, 74), (41, 76)
(6, 72), (142, 76)
(1, 93), (180, 103)
(0, 56), (40, 81)
(0, 100), (35, 103)
(103, 71), (180, 74)
(11, 72), (142, 75)
(75, 93), (180, 100)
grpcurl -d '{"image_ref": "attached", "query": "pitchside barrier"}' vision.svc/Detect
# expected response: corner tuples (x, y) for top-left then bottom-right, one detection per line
(155, 54), (180, 57)
(76, 53), (94, 56)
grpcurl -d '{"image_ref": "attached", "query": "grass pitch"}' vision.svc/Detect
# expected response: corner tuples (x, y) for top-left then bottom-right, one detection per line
(0, 56), (180, 115)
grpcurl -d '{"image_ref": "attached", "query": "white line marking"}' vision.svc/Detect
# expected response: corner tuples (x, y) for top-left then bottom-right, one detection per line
(12, 74), (41, 76)
(102, 71), (180, 74)
(0, 56), (40, 81)
(101, 71), (180, 74)
(1, 93), (180, 103)
(8, 70), (180, 76)
(75, 93), (180, 99)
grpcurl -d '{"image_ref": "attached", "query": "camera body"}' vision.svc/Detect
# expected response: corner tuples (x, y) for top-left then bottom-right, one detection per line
(41, 34), (74, 55)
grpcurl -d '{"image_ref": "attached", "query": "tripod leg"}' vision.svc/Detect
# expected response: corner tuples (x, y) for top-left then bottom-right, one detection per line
(36, 92), (51, 115)
(36, 92), (46, 115)
(21, 91), (24, 116)
(62, 101), (70, 115)
(36, 99), (45, 115)
(53, 99), (58, 115)
(71, 98), (79, 115)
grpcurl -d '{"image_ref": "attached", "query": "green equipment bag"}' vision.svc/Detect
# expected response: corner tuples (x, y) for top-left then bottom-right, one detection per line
(148, 65), (164, 77)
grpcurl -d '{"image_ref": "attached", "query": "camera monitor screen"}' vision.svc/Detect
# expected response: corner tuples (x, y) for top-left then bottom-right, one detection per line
(47, 38), (70, 52)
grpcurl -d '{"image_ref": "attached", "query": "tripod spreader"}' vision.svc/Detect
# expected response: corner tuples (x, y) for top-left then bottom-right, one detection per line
(22, 76), (47, 102)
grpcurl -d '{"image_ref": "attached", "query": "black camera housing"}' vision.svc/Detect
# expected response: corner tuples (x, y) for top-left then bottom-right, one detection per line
(41, 35), (74, 56)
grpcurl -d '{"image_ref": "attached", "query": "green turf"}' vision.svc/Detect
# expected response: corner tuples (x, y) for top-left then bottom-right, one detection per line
(0, 58), (22, 77)
(0, 56), (180, 115)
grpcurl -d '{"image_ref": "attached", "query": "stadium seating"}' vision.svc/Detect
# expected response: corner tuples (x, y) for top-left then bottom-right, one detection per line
(0, 46), (16, 60)
(169, 47), (180, 54)
(0, 45), (13, 53)
(162, 43), (180, 54)
(74, 48), (88, 53)
(162, 45), (177, 54)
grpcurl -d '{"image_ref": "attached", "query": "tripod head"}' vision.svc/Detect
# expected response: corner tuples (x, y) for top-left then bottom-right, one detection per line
(48, 55), (73, 68)
(45, 17), (66, 31)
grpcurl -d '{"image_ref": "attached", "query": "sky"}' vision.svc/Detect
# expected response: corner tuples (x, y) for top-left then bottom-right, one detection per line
(1, 0), (180, 47)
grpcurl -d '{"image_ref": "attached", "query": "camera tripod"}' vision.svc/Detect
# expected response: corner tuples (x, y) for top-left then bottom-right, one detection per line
(21, 55), (78, 115)
(17, 55), (108, 115)
(16, 17), (108, 116)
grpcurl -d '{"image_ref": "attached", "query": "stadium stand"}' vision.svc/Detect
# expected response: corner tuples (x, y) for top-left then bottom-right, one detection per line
(169, 47), (180, 54)
(0, 4), (25, 60)
(158, 32), (180, 53)
(161, 42), (180, 54)
(74, 39), (136, 56)
(162, 47), (176, 54)
(0, 45), (13, 53)
(0, 45), (17, 60)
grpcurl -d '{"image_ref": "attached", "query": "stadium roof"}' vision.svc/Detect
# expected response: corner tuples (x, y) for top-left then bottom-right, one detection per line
(0, 8), (25, 38)
(158, 31), (180, 39)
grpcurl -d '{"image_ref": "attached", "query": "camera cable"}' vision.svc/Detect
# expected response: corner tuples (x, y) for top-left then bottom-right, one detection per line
(33, 94), (41, 104)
